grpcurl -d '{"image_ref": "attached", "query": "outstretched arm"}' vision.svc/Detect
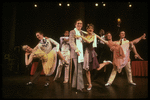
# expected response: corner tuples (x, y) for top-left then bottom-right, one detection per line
(75, 35), (94, 44)
(130, 33), (146, 44)
(96, 34), (108, 45)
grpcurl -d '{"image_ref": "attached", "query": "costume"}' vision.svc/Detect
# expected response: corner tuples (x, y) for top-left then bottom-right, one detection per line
(54, 36), (70, 82)
(107, 41), (125, 73)
(106, 39), (135, 85)
(69, 28), (84, 90)
(30, 37), (59, 84)
(83, 35), (99, 71)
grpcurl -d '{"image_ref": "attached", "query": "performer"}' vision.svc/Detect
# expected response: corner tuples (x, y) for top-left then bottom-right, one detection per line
(96, 32), (125, 73)
(69, 19), (87, 92)
(25, 31), (68, 86)
(96, 29), (106, 63)
(23, 45), (58, 86)
(105, 31), (146, 86)
(75, 24), (99, 90)
(54, 30), (71, 83)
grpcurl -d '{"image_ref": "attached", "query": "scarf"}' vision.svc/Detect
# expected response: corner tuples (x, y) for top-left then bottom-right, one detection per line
(74, 28), (84, 63)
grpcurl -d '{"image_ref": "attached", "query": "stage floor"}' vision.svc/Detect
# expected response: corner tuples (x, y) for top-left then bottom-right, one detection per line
(2, 74), (148, 99)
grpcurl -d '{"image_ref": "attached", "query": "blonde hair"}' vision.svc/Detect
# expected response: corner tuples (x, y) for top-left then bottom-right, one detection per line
(22, 45), (28, 51)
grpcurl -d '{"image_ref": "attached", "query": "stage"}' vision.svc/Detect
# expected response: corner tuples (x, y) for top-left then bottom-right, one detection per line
(2, 74), (148, 99)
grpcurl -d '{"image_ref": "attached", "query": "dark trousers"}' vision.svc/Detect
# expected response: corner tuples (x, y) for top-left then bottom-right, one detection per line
(30, 60), (50, 83)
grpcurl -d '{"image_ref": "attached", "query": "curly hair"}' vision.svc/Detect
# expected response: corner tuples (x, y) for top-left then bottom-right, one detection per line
(86, 23), (94, 30)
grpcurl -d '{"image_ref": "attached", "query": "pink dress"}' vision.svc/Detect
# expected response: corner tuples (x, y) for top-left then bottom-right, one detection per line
(107, 41), (125, 73)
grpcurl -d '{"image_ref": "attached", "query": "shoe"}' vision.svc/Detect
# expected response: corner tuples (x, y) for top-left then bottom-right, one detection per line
(105, 82), (111, 86)
(44, 83), (49, 87)
(63, 80), (68, 83)
(26, 82), (33, 86)
(87, 84), (92, 90)
(129, 82), (136, 86)
(78, 88), (88, 93)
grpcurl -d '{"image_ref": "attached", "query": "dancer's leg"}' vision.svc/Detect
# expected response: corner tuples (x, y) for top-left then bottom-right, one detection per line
(57, 50), (69, 64)
(30, 60), (43, 83)
(130, 33), (146, 44)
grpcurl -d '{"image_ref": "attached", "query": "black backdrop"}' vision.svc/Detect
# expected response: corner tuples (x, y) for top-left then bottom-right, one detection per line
(2, 2), (148, 75)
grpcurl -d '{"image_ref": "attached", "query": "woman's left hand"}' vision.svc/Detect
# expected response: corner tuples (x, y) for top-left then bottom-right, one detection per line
(74, 35), (81, 39)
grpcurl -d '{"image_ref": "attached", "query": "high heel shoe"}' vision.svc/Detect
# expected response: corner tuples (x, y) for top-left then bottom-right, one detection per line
(87, 84), (92, 90)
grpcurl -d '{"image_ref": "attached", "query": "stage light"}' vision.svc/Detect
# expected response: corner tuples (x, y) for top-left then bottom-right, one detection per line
(117, 18), (121, 22)
(59, 3), (62, 6)
(103, 3), (106, 6)
(129, 4), (132, 7)
(67, 3), (70, 6)
(34, 4), (37, 7)
(95, 3), (98, 6)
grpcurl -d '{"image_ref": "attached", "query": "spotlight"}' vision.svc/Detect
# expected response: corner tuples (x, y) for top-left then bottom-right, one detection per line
(59, 3), (62, 6)
(103, 3), (106, 6)
(34, 4), (37, 7)
(129, 4), (132, 7)
(95, 3), (98, 6)
(67, 3), (70, 6)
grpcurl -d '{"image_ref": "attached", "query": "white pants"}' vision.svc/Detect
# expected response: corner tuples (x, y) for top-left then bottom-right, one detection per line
(54, 51), (70, 82)
(107, 61), (134, 84)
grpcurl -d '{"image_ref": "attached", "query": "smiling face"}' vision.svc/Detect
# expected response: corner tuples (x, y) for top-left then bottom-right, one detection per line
(87, 26), (94, 34)
(75, 20), (83, 30)
(22, 45), (32, 53)
(119, 31), (126, 39)
(36, 32), (43, 40)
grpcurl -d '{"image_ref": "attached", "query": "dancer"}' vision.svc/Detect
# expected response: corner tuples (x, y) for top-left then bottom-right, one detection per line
(96, 29), (106, 63)
(105, 31), (146, 86)
(75, 24), (99, 90)
(54, 30), (71, 83)
(25, 31), (68, 86)
(96, 32), (125, 73)
(69, 19), (87, 92)
(23, 45), (58, 86)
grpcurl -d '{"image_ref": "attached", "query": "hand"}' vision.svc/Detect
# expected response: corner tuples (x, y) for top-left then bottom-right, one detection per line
(75, 49), (81, 56)
(25, 52), (30, 56)
(74, 35), (81, 39)
(124, 38), (127, 41)
(77, 52), (80, 56)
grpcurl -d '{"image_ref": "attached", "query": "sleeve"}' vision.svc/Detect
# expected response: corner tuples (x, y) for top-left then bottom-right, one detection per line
(69, 30), (78, 51)
(48, 38), (60, 52)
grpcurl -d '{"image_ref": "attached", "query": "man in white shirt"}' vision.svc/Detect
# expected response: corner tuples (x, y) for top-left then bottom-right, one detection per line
(105, 31), (146, 86)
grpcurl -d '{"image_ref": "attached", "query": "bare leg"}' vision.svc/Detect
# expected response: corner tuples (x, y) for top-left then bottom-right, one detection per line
(97, 62), (110, 71)
(130, 33), (146, 44)
(86, 71), (92, 90)
(131, 44), (143, 60)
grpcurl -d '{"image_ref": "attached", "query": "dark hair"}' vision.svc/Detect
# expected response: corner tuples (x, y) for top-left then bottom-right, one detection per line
(74, 19), (83, 25)
(99, 29), (105, 36)
(105, 31), (111, 40)
(36, 31), (44, 35)
(86, 23), (94, 30)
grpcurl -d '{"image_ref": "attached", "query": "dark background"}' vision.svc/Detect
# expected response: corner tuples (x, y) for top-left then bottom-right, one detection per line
(2, 2), (148, 76)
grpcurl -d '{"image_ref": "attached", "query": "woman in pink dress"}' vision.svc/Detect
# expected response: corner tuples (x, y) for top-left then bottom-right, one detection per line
(96, 32), (146, 73)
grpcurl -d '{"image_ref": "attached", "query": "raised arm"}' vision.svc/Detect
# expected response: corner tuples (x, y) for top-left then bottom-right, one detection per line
(25, 53), (33, 66)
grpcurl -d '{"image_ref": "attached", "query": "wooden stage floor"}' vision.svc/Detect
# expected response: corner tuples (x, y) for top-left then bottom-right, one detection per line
(2, 74), (148, 99)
